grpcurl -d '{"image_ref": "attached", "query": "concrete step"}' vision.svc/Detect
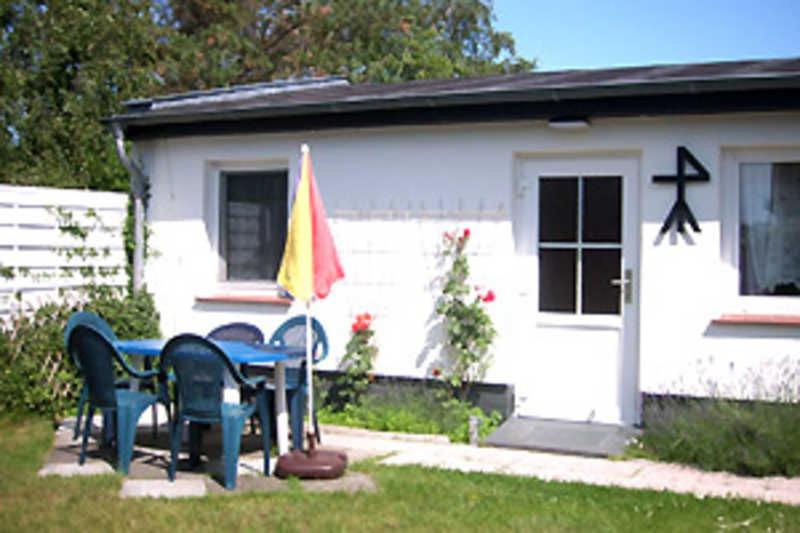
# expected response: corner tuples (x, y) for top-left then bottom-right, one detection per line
(484, 416), (640, 457)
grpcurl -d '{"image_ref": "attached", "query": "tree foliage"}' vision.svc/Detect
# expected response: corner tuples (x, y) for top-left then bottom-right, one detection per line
(1, 0), (533, 190)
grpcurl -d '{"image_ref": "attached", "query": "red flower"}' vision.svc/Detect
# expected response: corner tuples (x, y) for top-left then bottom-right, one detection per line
(481, 290), (495, 303)
(432, 368), (441, 377)
(463, 228), (471, 239)
(351, 312), (373, 333)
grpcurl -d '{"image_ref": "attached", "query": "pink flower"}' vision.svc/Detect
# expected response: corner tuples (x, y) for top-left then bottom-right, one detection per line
(481, 290), (495, 303)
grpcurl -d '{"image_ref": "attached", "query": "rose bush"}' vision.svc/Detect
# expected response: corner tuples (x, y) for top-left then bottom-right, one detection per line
(335, 312), (378, 408)
(436, 228), (496, 399)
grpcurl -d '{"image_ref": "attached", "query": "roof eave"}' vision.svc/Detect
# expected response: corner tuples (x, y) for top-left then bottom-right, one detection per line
(105, 74), (800, 133)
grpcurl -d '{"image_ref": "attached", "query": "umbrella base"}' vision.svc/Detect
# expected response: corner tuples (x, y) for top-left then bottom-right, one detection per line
(274, 449), (348, 479)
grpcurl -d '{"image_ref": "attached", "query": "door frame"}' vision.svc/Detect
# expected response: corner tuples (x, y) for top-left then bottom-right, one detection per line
(513, 151), (642, 424)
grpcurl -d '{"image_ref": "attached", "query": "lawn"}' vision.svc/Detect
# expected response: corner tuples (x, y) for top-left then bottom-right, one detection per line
(2, 415), (798, 532)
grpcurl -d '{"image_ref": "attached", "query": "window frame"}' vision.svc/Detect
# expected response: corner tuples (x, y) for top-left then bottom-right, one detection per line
(721, 147), (800, 314)
(205, 160), (290, 292)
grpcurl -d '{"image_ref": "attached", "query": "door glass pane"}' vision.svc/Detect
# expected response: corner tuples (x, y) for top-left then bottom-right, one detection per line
(539, 178), (577, 242)
(539, 249), (576, 312)
(582, 249), (621, 315)
(583, 176), (621, 243)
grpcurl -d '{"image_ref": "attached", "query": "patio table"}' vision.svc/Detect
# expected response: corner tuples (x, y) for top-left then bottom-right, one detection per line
(115, 338), (305, 455)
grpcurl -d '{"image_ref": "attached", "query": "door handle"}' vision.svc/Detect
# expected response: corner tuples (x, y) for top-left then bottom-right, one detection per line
(610, 268), (633, 304)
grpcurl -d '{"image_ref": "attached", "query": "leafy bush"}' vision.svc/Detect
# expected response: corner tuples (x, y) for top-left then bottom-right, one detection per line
(319, 383), (502, 444)
(436, 228), (496, 399)
(332, 312), (378, 409)
(635, 396), (800, 477)
(0, 287), (160, 419)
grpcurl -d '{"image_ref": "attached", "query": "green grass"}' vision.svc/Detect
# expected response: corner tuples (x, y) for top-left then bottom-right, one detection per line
(637, 398), (800, 477)
(2, 414), (800, 531)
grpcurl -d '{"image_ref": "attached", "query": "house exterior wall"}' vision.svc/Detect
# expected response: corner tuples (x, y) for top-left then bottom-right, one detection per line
(135, 111), (800, 416)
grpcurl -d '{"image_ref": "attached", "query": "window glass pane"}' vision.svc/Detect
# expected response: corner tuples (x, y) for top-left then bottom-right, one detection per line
(739, 163), (800, 296)
(583, 176), (621, 243)
(539, 178), (577, 242)
(224, 171), (287, 281)
(582, 249), (621, 314)
(539, 249), (576, 312)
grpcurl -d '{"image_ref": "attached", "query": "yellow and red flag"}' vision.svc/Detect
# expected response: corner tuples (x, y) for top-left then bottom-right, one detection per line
(278, 145), (344, 301)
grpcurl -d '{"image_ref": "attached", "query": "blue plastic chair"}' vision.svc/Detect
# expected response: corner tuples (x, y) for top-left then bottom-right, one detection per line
(64, 312), (119, 441)
(207, 322), (265, 433)
(159, 334), (272, 490)
(67, 325), (158, 474)
(267, 315), (328, 450)
(65, 311), (164, 441)
(207, 322), (264, 344)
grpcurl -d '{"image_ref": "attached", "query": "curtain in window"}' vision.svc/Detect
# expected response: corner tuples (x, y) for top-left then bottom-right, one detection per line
(739, 163), (800, 295)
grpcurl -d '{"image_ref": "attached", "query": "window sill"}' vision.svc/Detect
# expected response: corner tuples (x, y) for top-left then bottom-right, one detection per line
(195, 294), (292, 306)
(712, 314), (800, 327)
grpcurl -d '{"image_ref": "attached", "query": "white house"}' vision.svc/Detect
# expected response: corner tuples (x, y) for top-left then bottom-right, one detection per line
(108, 57), (800, 428)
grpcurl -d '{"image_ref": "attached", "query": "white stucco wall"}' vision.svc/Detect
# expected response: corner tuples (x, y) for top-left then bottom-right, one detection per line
(135, 110), (800, 417)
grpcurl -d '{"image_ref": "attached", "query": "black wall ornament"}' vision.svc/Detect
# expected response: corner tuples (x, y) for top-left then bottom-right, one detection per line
(653, 146), (710, 234)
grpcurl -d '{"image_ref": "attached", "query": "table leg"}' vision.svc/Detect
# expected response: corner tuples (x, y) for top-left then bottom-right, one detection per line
(274, 361), (290, 454)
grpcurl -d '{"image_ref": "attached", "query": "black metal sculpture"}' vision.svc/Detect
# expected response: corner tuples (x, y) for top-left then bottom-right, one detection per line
(653, 146), (710, 234)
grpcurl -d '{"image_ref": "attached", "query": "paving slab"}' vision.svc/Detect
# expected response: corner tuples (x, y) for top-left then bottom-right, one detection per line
(120, 479), (207, 499)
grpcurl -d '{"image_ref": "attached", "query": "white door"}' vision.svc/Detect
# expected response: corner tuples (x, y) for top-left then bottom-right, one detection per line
(514, 155), (640, 425)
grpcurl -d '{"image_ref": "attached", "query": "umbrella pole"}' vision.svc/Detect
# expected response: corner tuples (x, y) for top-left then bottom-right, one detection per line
(305, 301), (315, 449)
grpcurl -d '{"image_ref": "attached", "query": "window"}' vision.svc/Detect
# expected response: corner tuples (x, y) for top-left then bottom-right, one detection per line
(538, 176), (622, 314)
(739, 162), (800, 296)
(219, 170), (287, 282)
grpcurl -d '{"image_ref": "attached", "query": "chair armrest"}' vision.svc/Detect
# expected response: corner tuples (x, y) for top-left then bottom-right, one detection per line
(242, 375), (267, 390)
(127, 368), (159, 380)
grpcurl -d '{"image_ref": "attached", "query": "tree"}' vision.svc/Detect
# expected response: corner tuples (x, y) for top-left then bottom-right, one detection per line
(0, 1), (168, 190)
(0, 0), (533, 191)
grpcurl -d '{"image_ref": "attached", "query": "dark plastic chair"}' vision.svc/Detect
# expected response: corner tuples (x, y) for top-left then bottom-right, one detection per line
(267, 315), (328, 450)
(159, 334), (272, 490)
(65, 311), (164, 441)
(207, 322), (264, 344)
(64, 311), (119, 440)
(67, 325), (158, 474)
(207, 322), (265, 433)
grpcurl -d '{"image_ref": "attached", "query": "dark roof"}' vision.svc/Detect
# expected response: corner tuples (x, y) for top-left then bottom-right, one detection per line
(110, 57), (800, 140)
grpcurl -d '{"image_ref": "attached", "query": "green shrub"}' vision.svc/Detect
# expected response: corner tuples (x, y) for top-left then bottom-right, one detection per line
(333, 312), (378, 409)
(636, 396), (800, 477)
(0, 287), (160, 419)
(319, 383), (502, 444)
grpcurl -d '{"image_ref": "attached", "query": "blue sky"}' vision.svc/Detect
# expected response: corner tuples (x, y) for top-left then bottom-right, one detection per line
(493, 0), (800, 71)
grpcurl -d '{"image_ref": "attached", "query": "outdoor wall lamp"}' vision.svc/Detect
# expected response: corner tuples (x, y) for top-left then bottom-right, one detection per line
(547, 116), (591, 130)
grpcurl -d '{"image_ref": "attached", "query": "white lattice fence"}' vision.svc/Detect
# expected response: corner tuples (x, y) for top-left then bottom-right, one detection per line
(0, 184), (128, 316)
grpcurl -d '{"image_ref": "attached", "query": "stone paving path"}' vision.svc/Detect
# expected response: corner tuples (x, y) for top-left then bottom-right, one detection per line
(321, 426), (800, 506)
(39, 417), (800, 505)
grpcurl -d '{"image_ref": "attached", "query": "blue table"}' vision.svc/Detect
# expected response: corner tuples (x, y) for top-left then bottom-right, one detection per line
(115, 338), (306, 454)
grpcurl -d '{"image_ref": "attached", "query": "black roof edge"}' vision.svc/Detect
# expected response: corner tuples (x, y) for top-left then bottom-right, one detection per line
(119, 87), (800, 141)
(109, 75), (800, 124)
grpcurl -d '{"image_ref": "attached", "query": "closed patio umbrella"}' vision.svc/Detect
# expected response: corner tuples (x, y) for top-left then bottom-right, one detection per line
(274, 143), (347, 479)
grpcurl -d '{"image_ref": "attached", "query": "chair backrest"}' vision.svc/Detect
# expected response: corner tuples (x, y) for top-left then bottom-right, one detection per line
(67, 325), (121, 409)
(268, 315), (329, 364)
(159, 334), (245, 422)
(64, 311), (118, 366)
(207, 322), (264, 344)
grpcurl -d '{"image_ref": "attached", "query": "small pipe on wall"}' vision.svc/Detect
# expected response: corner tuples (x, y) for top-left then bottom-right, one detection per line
(111, 123), (147, 293)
